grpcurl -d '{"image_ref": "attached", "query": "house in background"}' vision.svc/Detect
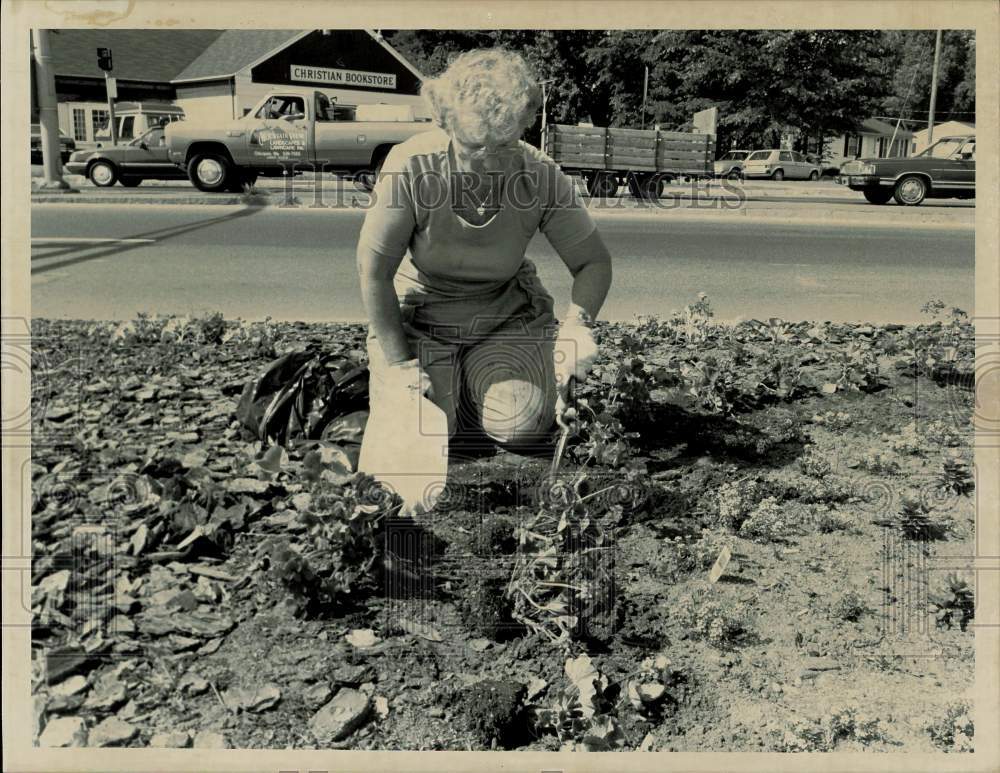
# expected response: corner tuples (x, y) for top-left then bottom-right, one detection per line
(911, 120), (975, 154)
(822, 118), (913, 172)
(34, 29), (428, 145)
(32, 29), (223, 144)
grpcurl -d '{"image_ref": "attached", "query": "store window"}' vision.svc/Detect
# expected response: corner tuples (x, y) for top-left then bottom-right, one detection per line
(92, 109), (109, 138)
(72, 109), (87, 141)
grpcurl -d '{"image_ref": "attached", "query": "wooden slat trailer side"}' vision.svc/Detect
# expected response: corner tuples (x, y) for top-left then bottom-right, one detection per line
(545, 124), (716, 198)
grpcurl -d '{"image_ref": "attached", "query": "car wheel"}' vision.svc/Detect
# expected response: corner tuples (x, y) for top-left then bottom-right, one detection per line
(809, 170), (819, 181)
(726, 168), (742, 180)
(88, 160), (118, 187)
(771, 169), (785, 181)
(863, 188), (893, 205)
(119, 177), (142, 187)
(893, 175), (928, 206)
(188, 153), (235, 193)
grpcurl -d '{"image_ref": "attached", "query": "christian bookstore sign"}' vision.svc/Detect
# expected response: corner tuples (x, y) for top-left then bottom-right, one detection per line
(290, 64), (397, 90)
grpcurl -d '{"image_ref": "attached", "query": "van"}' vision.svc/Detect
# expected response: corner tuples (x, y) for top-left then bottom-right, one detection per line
(94, 102), (185, 146)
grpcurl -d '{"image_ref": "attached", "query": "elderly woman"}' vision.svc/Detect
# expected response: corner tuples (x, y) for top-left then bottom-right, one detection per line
(357, 49), (612, 464)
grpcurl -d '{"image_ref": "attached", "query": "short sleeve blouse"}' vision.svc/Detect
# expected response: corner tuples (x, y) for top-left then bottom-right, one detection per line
(358, 128), (596, 299)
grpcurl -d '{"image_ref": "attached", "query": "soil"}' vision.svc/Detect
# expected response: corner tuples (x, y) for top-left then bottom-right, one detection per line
(28, 314), (976, 752)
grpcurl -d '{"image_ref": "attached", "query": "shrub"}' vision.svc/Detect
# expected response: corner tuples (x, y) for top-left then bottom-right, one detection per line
(811, 411), (853, 431)
(716, 478), (765, 530)
(928, 573), (974, 631)
(855, 447), (901, 475)
(926, 701), (974, 752)
(897, 496), (950, 541)
(887, 422), (924, 455)
(938, 452), (974, 495)
(769, 706), (888, 751)
(738, 497), (791, 543)
(798, 449), (832, 478)
(677, 596), (755, 650)
(667, 530), (732, 575)
(813, 507), (851, 533)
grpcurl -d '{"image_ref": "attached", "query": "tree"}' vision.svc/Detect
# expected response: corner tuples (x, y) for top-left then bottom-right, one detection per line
(881, 31), (976, 126)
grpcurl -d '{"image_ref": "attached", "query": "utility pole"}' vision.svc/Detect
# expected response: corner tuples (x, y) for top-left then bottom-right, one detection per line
(31, 29), (71, 189)
(927, 30), (943, 145)
(539, 78), (555, 152)
(640, 65), (649, 130)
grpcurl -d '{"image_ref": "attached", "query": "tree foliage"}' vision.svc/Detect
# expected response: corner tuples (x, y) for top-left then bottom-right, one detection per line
(383, 29), (975, 151)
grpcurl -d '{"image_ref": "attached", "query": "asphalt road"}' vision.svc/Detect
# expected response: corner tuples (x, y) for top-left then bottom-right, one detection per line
(29, 204), (975, 324)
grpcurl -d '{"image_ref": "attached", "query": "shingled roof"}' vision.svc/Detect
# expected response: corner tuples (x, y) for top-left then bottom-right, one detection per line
(172, 30), (304, 82)
(47, 29), (224, 82)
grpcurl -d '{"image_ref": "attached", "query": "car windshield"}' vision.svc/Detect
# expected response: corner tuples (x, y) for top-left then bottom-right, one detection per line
(746, 151), (771, 161)
(918, 138), (967, 158)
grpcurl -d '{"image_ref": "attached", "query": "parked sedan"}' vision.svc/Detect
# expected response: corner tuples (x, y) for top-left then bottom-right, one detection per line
(713, 150), (751, 178)
(30, 124), (76, 163)
(837, 135), (975, 205)
(741, 149), (821, 180)
(64, 126), (188, 187)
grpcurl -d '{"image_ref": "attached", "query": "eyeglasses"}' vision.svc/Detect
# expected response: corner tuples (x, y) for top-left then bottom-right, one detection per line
(453, 137), (522, 161)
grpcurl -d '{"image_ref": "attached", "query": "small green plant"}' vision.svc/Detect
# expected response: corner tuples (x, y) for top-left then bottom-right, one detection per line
(813, 506), (851, 533)
(897, 496), (950, 540)
(798, 448), (832, 478)
(831, 589), (869, 622)
(855, 446), (901, 475)
(677, 596), (755, 650)
(769, 706), (888, 751)
(928, 573), (974, 631)
(738, 496), (791, 543)
(887, 422), (924, 455)
(506, 476), (620, 645)
(531, 654), (625, 751)
(194, 311), (227, 345)
(716, 478), (765, 530)
(667, 530), (732, 575)
(926, 701), (974, 752)
(836, 339), (882, 392)
(811, 411), (854, 431)
(938, 452), (974, 495)
(922, 419), (963, 448)
(624, 652), (687, 720)
(261, 473), (394, 616)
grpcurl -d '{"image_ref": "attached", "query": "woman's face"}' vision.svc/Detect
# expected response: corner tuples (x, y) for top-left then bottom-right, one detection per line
(450, 130), (522, 175)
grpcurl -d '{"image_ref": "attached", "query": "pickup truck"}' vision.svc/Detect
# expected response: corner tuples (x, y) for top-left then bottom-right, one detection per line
(164, 90), (433, 192)
(545, 124), (715, 198)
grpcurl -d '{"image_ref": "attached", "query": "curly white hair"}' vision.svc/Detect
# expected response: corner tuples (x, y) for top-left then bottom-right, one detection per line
(421, 48), (542, 145)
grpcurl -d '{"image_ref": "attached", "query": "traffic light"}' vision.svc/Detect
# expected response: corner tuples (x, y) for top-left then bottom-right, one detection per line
(97, 48), (113, 72)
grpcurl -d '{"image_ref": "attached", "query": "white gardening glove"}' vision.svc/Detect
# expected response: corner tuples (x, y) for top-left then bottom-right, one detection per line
(384, 358), (433, 402)
(553, 305), (598, 423)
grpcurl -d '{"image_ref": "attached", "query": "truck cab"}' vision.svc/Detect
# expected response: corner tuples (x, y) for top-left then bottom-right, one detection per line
(165, 90), (432, 192)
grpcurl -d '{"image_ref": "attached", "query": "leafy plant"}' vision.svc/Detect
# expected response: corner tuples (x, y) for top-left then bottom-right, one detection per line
(836, 339), (882, 392)
(926, 701), (974, 752)
(531, 654), (626, 751)
(716, 478), (765, 530)
(738, 496), (791, 543)
(506, 476), (620, 645)
(811, 411), (854, 431)
(677, 596), (755, 650)
(261, 473), (395, 616)
(938, 452), (974, 495)
(624, 652), (687, 719)
(666, 530), (732, 575)
(798, 448), (832, 478)
(831, 589), (868, 621)
(928, 573), (974, 631)
(769, 706), (887, 751)
(897, 496), (950, 540)
(855, 446), (901, 475)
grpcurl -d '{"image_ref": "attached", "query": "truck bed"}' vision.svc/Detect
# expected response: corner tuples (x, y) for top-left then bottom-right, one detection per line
(545, 124), (714, 176)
